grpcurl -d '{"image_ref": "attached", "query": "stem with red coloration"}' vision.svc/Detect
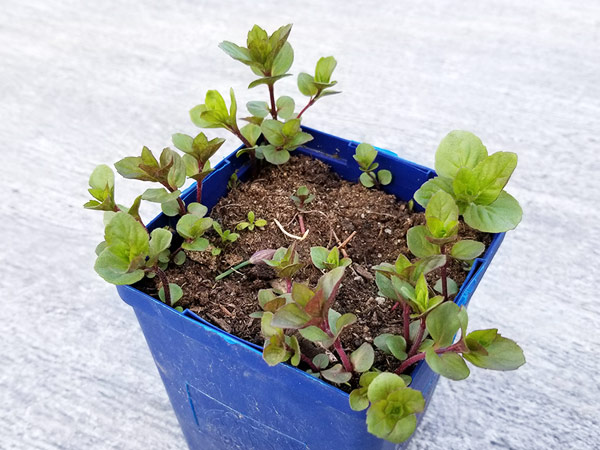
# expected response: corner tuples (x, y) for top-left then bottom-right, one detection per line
(395, 341), (467, 375)
(403, 303), (411, 347)
(268, 82), (277, 120)
(297, 97), (316, 119)
(440, 244), (448, 301)
(407, 318), (426, 358)
(298, 214), (306, 234)
(323, 318), (353, 372)
(154, 267), (172, 306)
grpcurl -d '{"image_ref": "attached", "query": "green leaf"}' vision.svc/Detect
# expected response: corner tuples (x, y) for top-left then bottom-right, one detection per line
(248, 74), (292, 89)
(374, 272), (399, 301)
(240, 123), (262, 147)
(299, 326), (333, 346)
(173, 250), (186, 266)
(263, 146), (290, 165)
(276, 96), (295, 119)
(350, 343), (374, 372)
(378, 170), (392, 185)
(148, 228), (172, 261)
(218, 41), (252, 64)
(142, 188), (181, 204)
(89, 164), (114, 191)
(315, 56), (337, 83)
(426, 301), (461, 347)
(367, 372), (407, 403)
(297, 72), (318, 96)
(158, 283), (183, 305)
(310, 246), (330, 270)
(354, 143), (377, 168)
(349, 389), (370, 411)
(271, 303), (311, 329)
(272, 41), (294, 76)
(94, 249), (146, 285)
(425, 349), (470, 380)
(321, 364), (351, 384)
(360, 172), (375, 188)
(161, 199), (180, 217)
(407, 225), (440, 258)
(463, 191), (523, 233)
(316, 266), (345, 303)
(172, 133), (194, 153)
(313, 353), (330, 369)
(187, 202), (208, 218)
(413, 176), (454, 208)
(425, 191), (459, 239)
(103, 212), (149, 263)
(464, 330), (526, 370)
(435, 130), (488, 179)
(181, 238), (209, 251)
(472, 151), (518, 205)
(263, 339), (287, 366)
(261, 120), (285, 146)
(374, 334), (408, 361)
(291, 282), (314, 307)
(451, 240), (485, 260)
(289, 335), (301, 366)
(408, 255), (446, 284)
(247, 101), (270, 118)
(366, 389), (424, 443)
(335, 313), (357, 336)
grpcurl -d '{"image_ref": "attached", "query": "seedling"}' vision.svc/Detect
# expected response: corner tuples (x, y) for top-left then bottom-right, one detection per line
(115, 146), (187, 216)
(311, 246), (351, 271)
(290, 185), (314, 233)
(236, 211), (267, 231)
(257, 118), (313, 164)
(407, 190), (485, 299)
(263, 244), (304, 291)
(94, 212), (182, 308)
(255, 266), (375, 384)
(175, 206), (213, 252)
(171, 131), (225, 203)
(414, 131), (522, 232)
(296, 56), (341, 118)
(353, 143), (392, 188)
(212, 222), (240, 245)
(227, 171), (241, 190)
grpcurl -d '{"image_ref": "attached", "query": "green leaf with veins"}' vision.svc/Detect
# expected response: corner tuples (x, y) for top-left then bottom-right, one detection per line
(434, 277), (458, 296)
(451, 240), (485, 260)
(158, 283), (183, 305)
(425, 191), (459, 239)
(321, 364), (351, 384)
(349, 372), (379, 411)
(413, 176), (454, 208)
(426, 301), (461, 348)
(276, 96), (295, 119)
(463, 191), (522, 232)
(315, 56), (337, 83)
(464, 329), (525, 370)
(425, 349), (470, 380)
(435, 130), (488, 179)
(407, 225), (440, 258)
(247, 101), (270, 118)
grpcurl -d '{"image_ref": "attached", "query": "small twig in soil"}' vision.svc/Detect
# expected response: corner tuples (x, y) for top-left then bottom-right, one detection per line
(331, 229), (349, 259)
(338, 231), (357, 251)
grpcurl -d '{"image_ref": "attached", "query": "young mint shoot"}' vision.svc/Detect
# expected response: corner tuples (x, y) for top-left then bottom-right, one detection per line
(290, 185), (314, 233)
(353, 143), (392, 188)
(414, 131), (522, 232)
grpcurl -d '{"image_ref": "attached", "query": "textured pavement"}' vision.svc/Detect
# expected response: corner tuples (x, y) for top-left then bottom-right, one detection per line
(1, 1), (599, 449)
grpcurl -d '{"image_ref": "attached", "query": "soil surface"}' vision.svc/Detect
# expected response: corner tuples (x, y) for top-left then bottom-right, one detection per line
(136, 155), (490, 388)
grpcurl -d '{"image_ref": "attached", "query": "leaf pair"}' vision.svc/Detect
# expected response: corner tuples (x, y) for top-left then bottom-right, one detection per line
(172, 132), (225, 181)
(414, 131), (522, 232)
(353, 143), (392, 188)
(94, 213), (171, 286)
(350, 372), (425, 444)
(310, 246), (351, 271)
(176, 204), (213, 251)
(257, 118), (313, 164)
(236, 211), (267, 231)
(407, 190), (485, 261)
(220, 24), (294, 87)
(84, 165), (117, 211)
(190, 88), (239, 131)
(264, 244), (304, 279)
(298, 56), (340, 100)
(290, 185), (314, 210)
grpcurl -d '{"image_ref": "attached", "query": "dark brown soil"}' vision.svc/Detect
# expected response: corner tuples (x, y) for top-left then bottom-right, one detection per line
(136, 155), (490, 388)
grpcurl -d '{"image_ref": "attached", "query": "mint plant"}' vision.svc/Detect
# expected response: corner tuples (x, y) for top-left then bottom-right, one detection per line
(311, 246), (351, 271)
(353, 143), (392, 188)
(406, 190), (485, 299)
(290, 185), (314, 233)
(414, 131), (522, 233)
(171, 132), (225, 203)
(236, 211), (267, 231)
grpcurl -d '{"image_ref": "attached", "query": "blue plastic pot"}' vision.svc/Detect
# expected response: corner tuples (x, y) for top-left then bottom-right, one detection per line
(117, 127), (504, 450)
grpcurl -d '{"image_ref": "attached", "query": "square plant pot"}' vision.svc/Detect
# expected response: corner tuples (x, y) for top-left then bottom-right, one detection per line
(117, 126), (505, 450)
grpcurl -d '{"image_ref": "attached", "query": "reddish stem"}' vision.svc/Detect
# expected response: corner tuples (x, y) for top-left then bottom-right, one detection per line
(391, 302), (399, 312)
(395, 341), (466, 375)
(160, 181), (186, 216)
(301, 354), (320, 372)
(154, 267), (172, 306)
(286, 278), (292, 293)
(403, 303), (411, 347)
(298, 214), (306, 234)
(196, 161), (204, 204)
(407, 318), (426, 358)
(296, 97), (316, 119)
(367, 170), (380, 188)
(268, 82), (277, 120)
(323, 318), (353, 373)
(440, 244), (448, 301)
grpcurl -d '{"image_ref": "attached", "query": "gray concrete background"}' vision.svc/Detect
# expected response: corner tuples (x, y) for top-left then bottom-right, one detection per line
(1, 1), (599, 449)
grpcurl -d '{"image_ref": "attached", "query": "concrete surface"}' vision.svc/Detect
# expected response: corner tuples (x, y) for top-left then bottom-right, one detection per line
(1, 0), (599, 449)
